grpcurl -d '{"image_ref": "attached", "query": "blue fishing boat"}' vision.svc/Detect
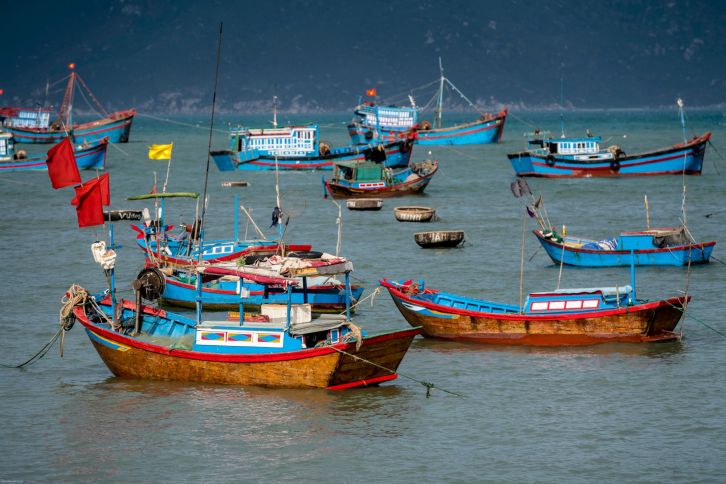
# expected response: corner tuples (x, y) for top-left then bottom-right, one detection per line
(533, 227), (716, 267)
(507, 131), (710, 177)
(0, 133), (108, 172)
(348, 59), (507, 146)
(0, 69), (135, 144)
(323, 159), (438, 199)
(155, 256), (365, 312)
(128, 192), (313, 265)
(211, 123), (414, 171)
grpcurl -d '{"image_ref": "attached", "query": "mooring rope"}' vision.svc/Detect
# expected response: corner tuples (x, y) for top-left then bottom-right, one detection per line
(339, 287), (381, 315)
(0, 285), (88, 368)
(330, 346), (465, 398)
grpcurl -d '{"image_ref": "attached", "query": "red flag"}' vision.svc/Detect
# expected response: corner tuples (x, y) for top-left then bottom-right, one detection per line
(71, 173), (110, 206)
(46, 138), (81, 189)
(366, 88), (377, 97)
(73, 179), (105, 227)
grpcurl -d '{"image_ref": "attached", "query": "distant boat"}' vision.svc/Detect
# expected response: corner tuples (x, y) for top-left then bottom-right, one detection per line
(507, 131), (711, 177)
(348, 59), (507, 146)
(0, 69), (135, 144)
(414, 230), (465, 248)
(381, 279), (688, 345)
(0, 132), (108, 172)
(323, 160), (438, 199)
(533, 227), (715, 267)
(211, 123), (414, 171)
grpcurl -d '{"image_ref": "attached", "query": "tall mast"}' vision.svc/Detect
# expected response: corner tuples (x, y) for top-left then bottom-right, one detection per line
(272, 95), (278, 128)
(559, 76), (565, 138)
(435, 57), (445, 129)
(59, 67), (76, 130)
(197, 22), (224, 264)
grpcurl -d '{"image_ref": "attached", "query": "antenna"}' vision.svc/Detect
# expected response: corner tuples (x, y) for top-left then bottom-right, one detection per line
(559, 77), (565, 138)
(272, 95), (278, 128)
(197, 22), (223, 264)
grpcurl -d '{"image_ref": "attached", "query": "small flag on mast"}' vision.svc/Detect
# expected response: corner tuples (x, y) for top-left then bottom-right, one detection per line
(148, 143), (173, 160)
(365, 88), (377, 97)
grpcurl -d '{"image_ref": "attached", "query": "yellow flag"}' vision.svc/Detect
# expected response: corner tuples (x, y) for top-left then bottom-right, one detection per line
(148, 143), (173, 160)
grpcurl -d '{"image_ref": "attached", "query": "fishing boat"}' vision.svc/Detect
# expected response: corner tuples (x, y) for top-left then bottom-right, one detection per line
(1, 69), (135, 144)
(66, 248), (419, 389)
(323, 160), (438, 199)
(348, 59), (507, 146)
(211, 123), (414, 171)
(380, 279), (688, 346)
(152, 258), (365, 313)
(507, 130), (711, 177)
(0, 134), (109, 172)
(533, 227), (716, 267)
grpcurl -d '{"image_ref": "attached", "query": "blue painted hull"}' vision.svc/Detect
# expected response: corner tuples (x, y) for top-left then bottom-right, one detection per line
(534, 230), (716, 267)
(508, 132), (710, 177)
(5, 109), (135, 144)
(0, 138), (108, 173)
(324, 161), (438, 199)
(212, 139), (413, 172)
(349, 110), (507, 146)
(162, 274), (365, 312)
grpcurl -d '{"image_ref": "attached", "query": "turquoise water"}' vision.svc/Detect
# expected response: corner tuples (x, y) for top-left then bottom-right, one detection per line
(1, 110), (725, 482)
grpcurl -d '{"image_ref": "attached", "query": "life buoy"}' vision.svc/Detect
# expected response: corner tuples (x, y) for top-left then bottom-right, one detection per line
(545, 154), (555, 166)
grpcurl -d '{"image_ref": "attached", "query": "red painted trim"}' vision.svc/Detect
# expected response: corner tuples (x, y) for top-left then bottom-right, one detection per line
(74, 302), (420, 363)
(534, 230), (716, 255)
(328, 373), (398, 390)
(380, 279), (689, 321)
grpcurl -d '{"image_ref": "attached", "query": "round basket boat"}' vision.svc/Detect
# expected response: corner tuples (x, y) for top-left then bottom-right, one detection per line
(347, 198), (383, 211)
(394, 206), (436, 222)
(414, 230), (465, 248)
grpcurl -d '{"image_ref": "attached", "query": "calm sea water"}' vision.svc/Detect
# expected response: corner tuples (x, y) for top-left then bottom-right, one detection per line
(1, 110), (725, 482)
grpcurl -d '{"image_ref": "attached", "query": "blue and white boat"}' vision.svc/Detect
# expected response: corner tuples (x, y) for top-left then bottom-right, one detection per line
(1, 71), (134, 144)
(0, 133), (108, 173)
(348, 60), (507, 146)
(211, 123), (414, 171)
(508, 131), (711, 177)
(156, 259), (365, 313)
(533, 227), (716, 267)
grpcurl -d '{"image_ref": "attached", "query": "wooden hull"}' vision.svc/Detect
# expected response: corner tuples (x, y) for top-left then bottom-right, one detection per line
(74, 304), (420, 389)
(534, 230), (716, 267)
(508, 132), (709, 177)
(382, 281), (686, 346)
(394, 206), (436, 222)
(324, 163), (438, 199)
(6, 109), (135, 144)
(415, 111), (507, 145)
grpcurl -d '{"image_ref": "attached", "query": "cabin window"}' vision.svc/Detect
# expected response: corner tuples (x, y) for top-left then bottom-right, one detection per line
(330, 329), (340, 343)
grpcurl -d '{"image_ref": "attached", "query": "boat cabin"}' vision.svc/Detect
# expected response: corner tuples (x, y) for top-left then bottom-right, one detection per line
(530, 136), (602, 155)
(354, 103), (418, 132)
(229, 125), (318, 156)
(0, 131), (14, 161)
(333, 160), (385, 184)
(0, 107), (52, 129)
(525, 286), (633, 313)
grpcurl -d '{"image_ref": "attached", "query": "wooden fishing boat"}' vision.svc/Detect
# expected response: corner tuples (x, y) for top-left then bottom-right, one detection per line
(380, 279), (688, 346)
(323, 160), (438, 199)
(507, 131), (710, 177)
(394, 206), (436, 222)
(155, 256), (365, 312)
(1, 70), (134, 144)
(67, 253), (419, 389)
(534, 227), (716, 267)
(211, 123), (413, 171)
(348, 60), (506, 146)
(0, 135), (109, 172)
(414, 230), (465, 248)
(347, 198), (383, 210)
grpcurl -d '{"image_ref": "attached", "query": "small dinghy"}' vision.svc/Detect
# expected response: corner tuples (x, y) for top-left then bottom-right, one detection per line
(346, 198), (383, 211)
(394, 206), (436, 222)
(414, 230), (465, 248)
